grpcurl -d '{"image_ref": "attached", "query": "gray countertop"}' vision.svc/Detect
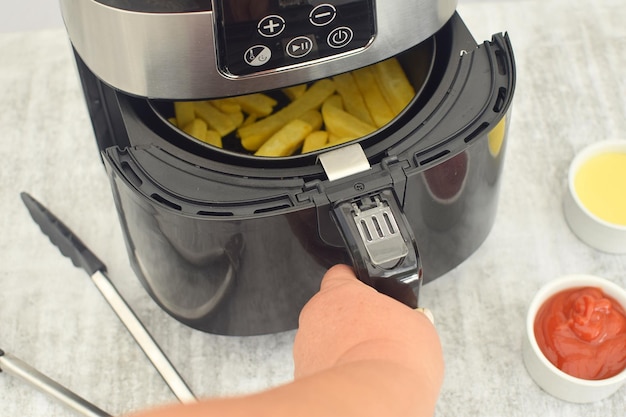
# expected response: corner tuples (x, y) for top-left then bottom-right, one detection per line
(1, 0), (625, 416)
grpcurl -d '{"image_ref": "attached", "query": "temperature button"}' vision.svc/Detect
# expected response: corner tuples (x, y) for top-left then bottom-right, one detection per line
(309, 4), (337, 26)
(244, 45), (272, 67)
(327, 26), (353, 49)
(286, 36), (316, 59)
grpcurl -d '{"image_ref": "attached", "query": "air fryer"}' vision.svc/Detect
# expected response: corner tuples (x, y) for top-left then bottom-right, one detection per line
(60, 0), (516, 335)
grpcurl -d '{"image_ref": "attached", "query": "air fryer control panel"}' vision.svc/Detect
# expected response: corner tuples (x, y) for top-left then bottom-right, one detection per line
(214, 0), (376, 76)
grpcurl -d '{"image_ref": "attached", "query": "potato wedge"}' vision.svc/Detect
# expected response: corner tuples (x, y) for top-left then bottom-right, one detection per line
(352, 66), (395, 128)
(174, 101), (195, 128)
(372, 58), (415, 114)
(231, 93), (278, 117)
(254, 119), (313, 157)
(322, 96), (376, 140)
(301, 131), (329, 153)
(194, 101), (238, 137)
(238, 78), (336, 151)
(333, 72), (375, 126)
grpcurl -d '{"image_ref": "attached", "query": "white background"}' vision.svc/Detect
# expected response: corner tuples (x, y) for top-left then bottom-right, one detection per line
(1, 2), (64, 32)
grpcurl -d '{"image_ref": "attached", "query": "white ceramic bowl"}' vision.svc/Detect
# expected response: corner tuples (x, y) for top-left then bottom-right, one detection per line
(523, 275), (626, 403)
(563, 140), (626, 253)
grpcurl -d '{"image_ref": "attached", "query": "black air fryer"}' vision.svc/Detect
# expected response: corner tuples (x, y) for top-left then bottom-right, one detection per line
(60, 0), (515, 335)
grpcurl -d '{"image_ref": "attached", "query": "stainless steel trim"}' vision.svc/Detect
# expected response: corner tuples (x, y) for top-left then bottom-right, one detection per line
(60, 0), (457, 99)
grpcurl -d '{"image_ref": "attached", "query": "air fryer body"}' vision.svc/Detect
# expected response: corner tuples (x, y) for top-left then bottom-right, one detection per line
(67, 2), (515, 335)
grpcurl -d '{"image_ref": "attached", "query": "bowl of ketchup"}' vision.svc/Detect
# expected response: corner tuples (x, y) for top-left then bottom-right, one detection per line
(523, 275), (626, 403)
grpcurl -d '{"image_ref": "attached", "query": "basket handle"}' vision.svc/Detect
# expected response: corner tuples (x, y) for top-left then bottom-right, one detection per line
(332, 188), (422, 308)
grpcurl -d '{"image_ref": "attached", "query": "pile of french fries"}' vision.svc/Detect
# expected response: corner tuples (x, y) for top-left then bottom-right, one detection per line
(168, 57), (415, 157)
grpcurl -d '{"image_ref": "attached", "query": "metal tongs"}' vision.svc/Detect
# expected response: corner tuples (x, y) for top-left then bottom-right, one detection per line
(0, 349), (112, 417)
(0, 193), (197, 416)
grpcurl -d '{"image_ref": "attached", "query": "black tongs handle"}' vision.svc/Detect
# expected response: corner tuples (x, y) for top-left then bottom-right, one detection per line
(20, 192), (105, 276)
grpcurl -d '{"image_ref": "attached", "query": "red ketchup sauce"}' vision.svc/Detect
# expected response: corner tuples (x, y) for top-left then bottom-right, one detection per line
(534, 286), (626, 380)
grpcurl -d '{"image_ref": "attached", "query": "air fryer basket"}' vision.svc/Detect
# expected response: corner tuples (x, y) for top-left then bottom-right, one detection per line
(147, 36), (435, 162)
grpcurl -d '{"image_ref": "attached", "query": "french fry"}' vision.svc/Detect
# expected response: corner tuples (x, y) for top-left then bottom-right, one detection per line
(372, 58), (415, 114)
(323, 94), (343, 110)
(254, 119), (313, 157)
(333, 72), (375, 126)
(227, 110), (245, 128)
(282, 84), (308, 101)
(329, 135), (356, 146)
(210, 98), (241, 114)
(182, 118), (208, 141)
(242, 113), (258, 126)
(174, 101), (195, 128)
(203, 130), (223, 148)
(193, 101), (238, 137)
(238, 78), (336, 151)
(301, 131), (329, 153)
(231, 93), (278, 117)
(297, 109), (323, 131)
(322, 95), (376, 140)
(352, 66), (395, 128)
(328, 133), (344, 144)
(171, 57), (417, 156)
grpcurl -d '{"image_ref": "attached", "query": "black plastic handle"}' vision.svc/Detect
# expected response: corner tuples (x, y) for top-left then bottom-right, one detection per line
(332, 188), (422, 308)
(20, 192), (106, 276)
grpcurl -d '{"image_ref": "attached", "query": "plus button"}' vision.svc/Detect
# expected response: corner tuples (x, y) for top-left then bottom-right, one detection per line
(264, 20), (280, 33)
(258, 15), (286, 38)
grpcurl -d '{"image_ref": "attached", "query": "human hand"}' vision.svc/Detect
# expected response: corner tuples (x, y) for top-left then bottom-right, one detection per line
(127, 264), (444, 417)
(293, 264), (444, 415)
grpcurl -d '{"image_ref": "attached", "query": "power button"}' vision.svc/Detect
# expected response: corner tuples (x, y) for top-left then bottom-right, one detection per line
(327, 27), (353, 49)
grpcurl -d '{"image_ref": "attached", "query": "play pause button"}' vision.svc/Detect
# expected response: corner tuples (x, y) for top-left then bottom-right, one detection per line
(286, 36), (316, 59)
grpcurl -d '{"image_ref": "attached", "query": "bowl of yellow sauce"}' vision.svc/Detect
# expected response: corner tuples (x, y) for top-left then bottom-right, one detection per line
(564, 140), (626, 253)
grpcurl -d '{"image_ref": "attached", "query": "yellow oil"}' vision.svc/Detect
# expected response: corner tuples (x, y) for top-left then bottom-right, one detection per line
(574, 151), (626, 226)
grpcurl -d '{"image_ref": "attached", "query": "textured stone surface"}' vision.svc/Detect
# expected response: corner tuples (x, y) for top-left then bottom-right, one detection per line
(1, 0), (624, 415)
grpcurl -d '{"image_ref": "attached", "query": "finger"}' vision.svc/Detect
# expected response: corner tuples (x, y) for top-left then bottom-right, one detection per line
(318, 264), (375, 294)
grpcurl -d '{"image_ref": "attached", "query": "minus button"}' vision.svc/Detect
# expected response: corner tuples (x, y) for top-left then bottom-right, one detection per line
(309, 4), (337, 26)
